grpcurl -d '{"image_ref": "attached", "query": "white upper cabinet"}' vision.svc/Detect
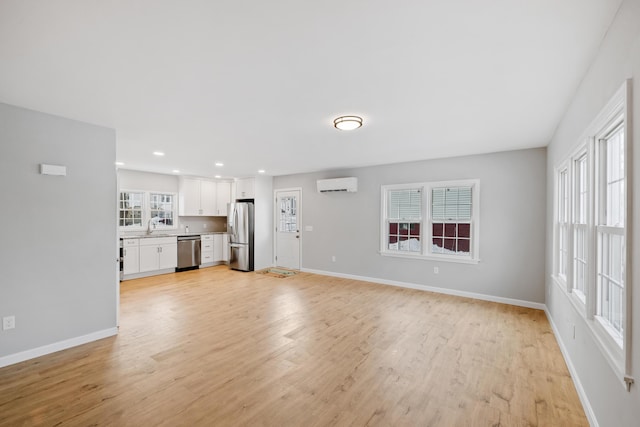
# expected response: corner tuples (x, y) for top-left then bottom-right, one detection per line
(179, 177), (204, 216)
(235, 178), (255, 199)
(179, 177), (230, 216)
(216, 182), (231, 216)
(200, 180), (217, 216)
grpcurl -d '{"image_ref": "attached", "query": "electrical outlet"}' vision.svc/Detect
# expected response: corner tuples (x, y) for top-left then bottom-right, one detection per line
(2, 315), (15, 330)
(434, 267), (439, 274)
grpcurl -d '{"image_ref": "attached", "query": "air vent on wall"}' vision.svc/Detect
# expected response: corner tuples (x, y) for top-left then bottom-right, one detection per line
(317, 177), (358, 193)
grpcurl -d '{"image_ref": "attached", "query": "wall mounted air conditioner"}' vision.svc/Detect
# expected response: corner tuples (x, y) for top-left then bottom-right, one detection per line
(317, 177), (358, 193)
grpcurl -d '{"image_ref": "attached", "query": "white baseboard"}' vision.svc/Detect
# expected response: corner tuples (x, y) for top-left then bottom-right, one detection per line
(544, 309), (598, 427)
(0, 327), (118, 369)
(301, 268), (546, 310)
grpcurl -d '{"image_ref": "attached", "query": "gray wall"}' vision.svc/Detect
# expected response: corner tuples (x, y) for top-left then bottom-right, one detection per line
(545, 0), (640, 425)
(254, 175), (274, 270)
(274, 147), (546, 304)
(0, 103), (117, 359)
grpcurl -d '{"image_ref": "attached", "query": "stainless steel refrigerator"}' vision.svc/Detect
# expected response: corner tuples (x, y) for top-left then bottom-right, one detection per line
(227, 201), (254, 271)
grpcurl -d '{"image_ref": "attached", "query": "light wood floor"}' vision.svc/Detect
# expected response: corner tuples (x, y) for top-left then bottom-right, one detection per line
(0, 267), (587, 426)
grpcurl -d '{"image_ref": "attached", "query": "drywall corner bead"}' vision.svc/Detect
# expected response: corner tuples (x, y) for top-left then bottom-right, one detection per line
(40, 164), (67, 176)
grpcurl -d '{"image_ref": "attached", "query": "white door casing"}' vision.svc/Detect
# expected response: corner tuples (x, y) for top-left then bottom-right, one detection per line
(275, 189), (301, 270)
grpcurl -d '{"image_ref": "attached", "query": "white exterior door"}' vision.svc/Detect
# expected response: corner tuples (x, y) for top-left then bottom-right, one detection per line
(275, 189), (301, 270)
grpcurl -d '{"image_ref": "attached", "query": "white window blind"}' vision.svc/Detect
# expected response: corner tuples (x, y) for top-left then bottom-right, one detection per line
(432, 187), (472, 221)
(388, 189), (422, 220)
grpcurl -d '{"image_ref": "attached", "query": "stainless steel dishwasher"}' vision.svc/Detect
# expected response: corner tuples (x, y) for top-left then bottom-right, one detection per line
(176, 235), (201, 271)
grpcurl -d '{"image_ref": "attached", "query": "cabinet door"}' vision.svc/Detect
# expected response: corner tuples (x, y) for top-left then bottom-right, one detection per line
(159, 243), (178, 269)
(216, 182), (231, 216)
(200, 180), (217, 216)
(213, 234), (224, 261)
(221, 234), (229, 262)
(122, 246), (140, 275)
(139, 245), (159, 273)
(180, 178), (202, 216)
(236, 178), (255, 199)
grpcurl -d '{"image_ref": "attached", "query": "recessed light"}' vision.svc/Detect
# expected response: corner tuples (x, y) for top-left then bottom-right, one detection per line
(153, 151), (165, 156)
(333, 115), (363, 131)
(214, 175), (222, 179)
(115, 161), (124, 166)
(258, 169), (265, 174)
(172, 169), (180, 174)
(215, 162), (224, 167)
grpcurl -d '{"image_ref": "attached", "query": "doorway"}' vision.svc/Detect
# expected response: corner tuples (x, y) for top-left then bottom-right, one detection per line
(274, 189), (301, 270)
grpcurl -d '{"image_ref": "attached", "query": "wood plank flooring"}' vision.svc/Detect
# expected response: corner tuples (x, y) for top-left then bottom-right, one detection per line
(0, 267), (588, 426)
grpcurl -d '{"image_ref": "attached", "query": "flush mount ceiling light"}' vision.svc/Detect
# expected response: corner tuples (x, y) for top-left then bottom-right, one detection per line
(215, 162), (224, 167)
(258, 169), (265, 174)
(153, 151), (165, 156)
(115, 161), (124, 166)
(333, 115), (363, 131)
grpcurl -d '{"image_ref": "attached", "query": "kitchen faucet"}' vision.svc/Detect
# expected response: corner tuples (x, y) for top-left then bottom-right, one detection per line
(147, 218), (156, 234)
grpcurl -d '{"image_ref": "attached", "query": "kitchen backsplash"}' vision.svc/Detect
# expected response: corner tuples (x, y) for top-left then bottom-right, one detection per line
(119, 216), (227, 237)
(178, 216), (227, 233)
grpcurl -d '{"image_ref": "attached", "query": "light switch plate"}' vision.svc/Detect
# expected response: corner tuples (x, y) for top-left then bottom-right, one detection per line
(305, 225), (313, 232)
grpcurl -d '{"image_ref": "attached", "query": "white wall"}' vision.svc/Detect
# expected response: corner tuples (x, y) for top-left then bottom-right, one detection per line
(0, 103), (117, 364)
(274, 147), (547, 305)
(545, 1), (640, 425)
(118, 168), (179, 193)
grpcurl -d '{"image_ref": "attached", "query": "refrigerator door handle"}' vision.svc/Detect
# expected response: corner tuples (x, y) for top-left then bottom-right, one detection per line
(234, 207), (239, 238)
(228, 204), (235, 236)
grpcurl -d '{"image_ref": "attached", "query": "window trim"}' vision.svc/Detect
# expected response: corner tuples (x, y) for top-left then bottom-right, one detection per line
(553, 163), (569, 286)
(551, 79), (631, 387)
(380, 179), (480, 264)
(119, 189), (179, 231)
(148, 192), (178, 230)
(119, 190), (145, 230)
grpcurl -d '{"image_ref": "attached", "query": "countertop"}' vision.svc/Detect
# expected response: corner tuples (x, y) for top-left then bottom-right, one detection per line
(120, 231), (228, 239)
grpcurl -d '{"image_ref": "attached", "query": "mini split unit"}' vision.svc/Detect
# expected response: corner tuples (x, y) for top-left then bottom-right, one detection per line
(316, 177), (358, 193)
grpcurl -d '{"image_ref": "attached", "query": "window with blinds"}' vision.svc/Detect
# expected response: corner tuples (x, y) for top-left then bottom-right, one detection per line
(381, 180), (479, 262)
(431, 187), (472, 256)
(387, 188), (422, 253)
(388, 189), (422, 220)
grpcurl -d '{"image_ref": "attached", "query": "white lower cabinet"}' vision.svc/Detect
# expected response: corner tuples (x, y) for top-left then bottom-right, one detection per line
(122, 238), (140, 275)
(213, 233), (229, 262)
(200, 234), (229, 266)
(201, 234), (214, 265)
(139, 237), (177, 273)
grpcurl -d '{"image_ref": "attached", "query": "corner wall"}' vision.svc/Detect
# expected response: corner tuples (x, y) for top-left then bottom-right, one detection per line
(0, 103), (117, 365)
(545, 1), (640, 425)
(274, 147), (546, 305)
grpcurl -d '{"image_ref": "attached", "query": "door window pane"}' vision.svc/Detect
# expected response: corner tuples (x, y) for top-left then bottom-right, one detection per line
(279, 196), (297, 232)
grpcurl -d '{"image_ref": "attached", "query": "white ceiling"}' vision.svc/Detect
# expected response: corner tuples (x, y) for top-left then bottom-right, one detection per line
(0, 0), (622, 179)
